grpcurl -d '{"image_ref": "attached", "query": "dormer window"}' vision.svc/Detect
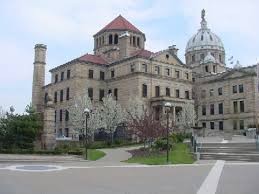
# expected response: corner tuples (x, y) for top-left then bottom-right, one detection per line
(201, 35), (204, 41)
(210, 35), (213, 41)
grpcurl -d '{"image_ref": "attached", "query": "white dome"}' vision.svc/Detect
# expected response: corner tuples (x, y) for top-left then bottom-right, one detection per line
(201, 52), (216, 64)
(185, 11), (224, 53)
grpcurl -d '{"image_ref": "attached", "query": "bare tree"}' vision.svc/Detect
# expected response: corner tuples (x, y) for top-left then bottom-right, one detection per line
(0, 106), (6, 119)
(100, 94), (126, 143)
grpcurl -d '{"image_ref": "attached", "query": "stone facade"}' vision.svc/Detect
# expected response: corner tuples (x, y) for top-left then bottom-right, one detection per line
(31, 12), (259, 146)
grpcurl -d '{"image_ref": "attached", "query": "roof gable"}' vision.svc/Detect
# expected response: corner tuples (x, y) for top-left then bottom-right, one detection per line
(151, 50), (185, 66)
(95, 15), (143, 36)
(78, 54), (107, 65)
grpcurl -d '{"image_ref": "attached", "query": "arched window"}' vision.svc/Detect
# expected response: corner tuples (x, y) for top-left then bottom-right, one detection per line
(133, 36), (136, 46)
(114, 34), (118, 44)
(109, 34), (113, 45)
(137, 37), (140, 47)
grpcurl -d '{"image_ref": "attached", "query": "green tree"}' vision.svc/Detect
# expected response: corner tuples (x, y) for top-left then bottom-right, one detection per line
(0, 104), (42, 150)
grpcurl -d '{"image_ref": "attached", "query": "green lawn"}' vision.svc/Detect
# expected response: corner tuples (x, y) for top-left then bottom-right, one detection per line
(126, 143), (195, 165)
(86, 149), (106, 161)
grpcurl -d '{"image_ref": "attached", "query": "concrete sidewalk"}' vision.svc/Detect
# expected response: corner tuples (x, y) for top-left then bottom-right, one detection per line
(197, 135), (256, 143)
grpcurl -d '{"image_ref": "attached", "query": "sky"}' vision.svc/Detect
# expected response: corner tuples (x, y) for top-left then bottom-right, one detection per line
(0, 0), (259, 113)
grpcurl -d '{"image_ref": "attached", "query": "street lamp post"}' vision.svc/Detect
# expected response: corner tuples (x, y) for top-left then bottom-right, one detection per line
(164, 102), (172, 164)
(84, 108), (90, 160)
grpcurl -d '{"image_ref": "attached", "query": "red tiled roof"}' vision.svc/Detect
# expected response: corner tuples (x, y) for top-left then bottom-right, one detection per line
(95, 15), (142, 35)
(78, 54), (107, 65)
(131, 49), (154, 59)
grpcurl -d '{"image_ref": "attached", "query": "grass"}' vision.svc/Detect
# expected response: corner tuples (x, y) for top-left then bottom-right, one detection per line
(86, 149), (106, 161)
(125, 143), (195, 165)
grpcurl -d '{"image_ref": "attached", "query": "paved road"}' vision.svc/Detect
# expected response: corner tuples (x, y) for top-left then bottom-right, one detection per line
(1, 162), (259, 194)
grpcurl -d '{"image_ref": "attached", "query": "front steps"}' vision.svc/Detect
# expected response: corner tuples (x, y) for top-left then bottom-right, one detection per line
(198, 142), (259, 162)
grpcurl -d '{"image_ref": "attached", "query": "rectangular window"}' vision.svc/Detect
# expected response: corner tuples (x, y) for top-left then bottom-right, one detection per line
(218, 87), (223, 96)
(219, 121), (224, 130)
(64, 128), (69, 137)
(239, 84), (244, 93)
(100, 71), (105, 80)
(61, 72), (64, 81)
(54, 110), (57, 123)
(155, 66), (160, 75)
(130, 64), (135, 72)
(209, 89), (214, 96)
(210, 104), (215, 115)
(88, 88), (93, 100)
(155, 86), (160, 97)
(142, 84), (147, 97)
(67, 70), (70, 79)
(176, 89), (180, 98)
(210, 122), (215, 130)
(240, 101), (245, 112)
(240, 120), (244, 130)
(89, 69), (94, 79)
(59, 109), (62, 121)
(185, 91), (189, 99)
(233, 120), (237, 130)
(55, 74), (58, 83)
(205, 66), (209, 72)
(111, 70), (115, 78)
(114, 88), (118, 100)
(44, 92), (48, 104)
(54, 91), (57, 103)
(233, 101), (238, 113)
(185, 73), (189, 80)
(108, 89), (112, 94)
(66, 88), (70, 100)
(65, 110), (69, 121)
(142, 64), (147, 72)
(202, 105), (206, 116)
(175, 70), (180, 78)
(233, 85), (237, 93)
(201, 90), (206, 98)
(99, 89), (104, 101)
(165, 68), (170, 76)
(202, 122), (206, 128)
(166, 87), (170, 97)
(60, 90), (63, 102)
(218, 103), (223, 114)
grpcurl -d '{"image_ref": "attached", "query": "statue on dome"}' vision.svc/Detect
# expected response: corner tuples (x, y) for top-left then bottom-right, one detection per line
(201, 9), (205, 21)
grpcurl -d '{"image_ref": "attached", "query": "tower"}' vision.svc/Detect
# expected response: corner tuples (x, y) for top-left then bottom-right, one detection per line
(32, 44), (47, 113)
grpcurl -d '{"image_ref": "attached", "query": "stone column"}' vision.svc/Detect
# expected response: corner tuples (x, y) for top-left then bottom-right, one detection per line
(42, 95), (56, 150)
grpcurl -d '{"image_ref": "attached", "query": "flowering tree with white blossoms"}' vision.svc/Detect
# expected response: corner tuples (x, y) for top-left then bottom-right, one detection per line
(125, 97), (145, 121)
(176, 103), (197, 132)
(69, 95), (103, 139)
(100, 94), (126, 143)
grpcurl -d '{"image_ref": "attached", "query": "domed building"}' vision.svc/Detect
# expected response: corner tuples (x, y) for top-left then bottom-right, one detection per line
(185, 9), (226, 75)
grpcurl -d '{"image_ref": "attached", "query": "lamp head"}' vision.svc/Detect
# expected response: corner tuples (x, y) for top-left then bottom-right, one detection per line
(164, 102), (172, 108)
(84, 108), (90, 114)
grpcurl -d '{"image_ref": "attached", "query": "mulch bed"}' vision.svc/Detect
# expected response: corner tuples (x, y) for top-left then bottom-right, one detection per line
(128, 148), (166, 157)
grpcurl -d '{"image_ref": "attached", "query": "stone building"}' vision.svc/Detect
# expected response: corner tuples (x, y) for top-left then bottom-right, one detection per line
(32, 15), (194, 143)
(32, 11), (259, 146)
(186, 10), (259, 134)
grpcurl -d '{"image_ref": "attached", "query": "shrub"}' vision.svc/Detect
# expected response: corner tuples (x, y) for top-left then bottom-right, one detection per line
(154, 138), (173, 150)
